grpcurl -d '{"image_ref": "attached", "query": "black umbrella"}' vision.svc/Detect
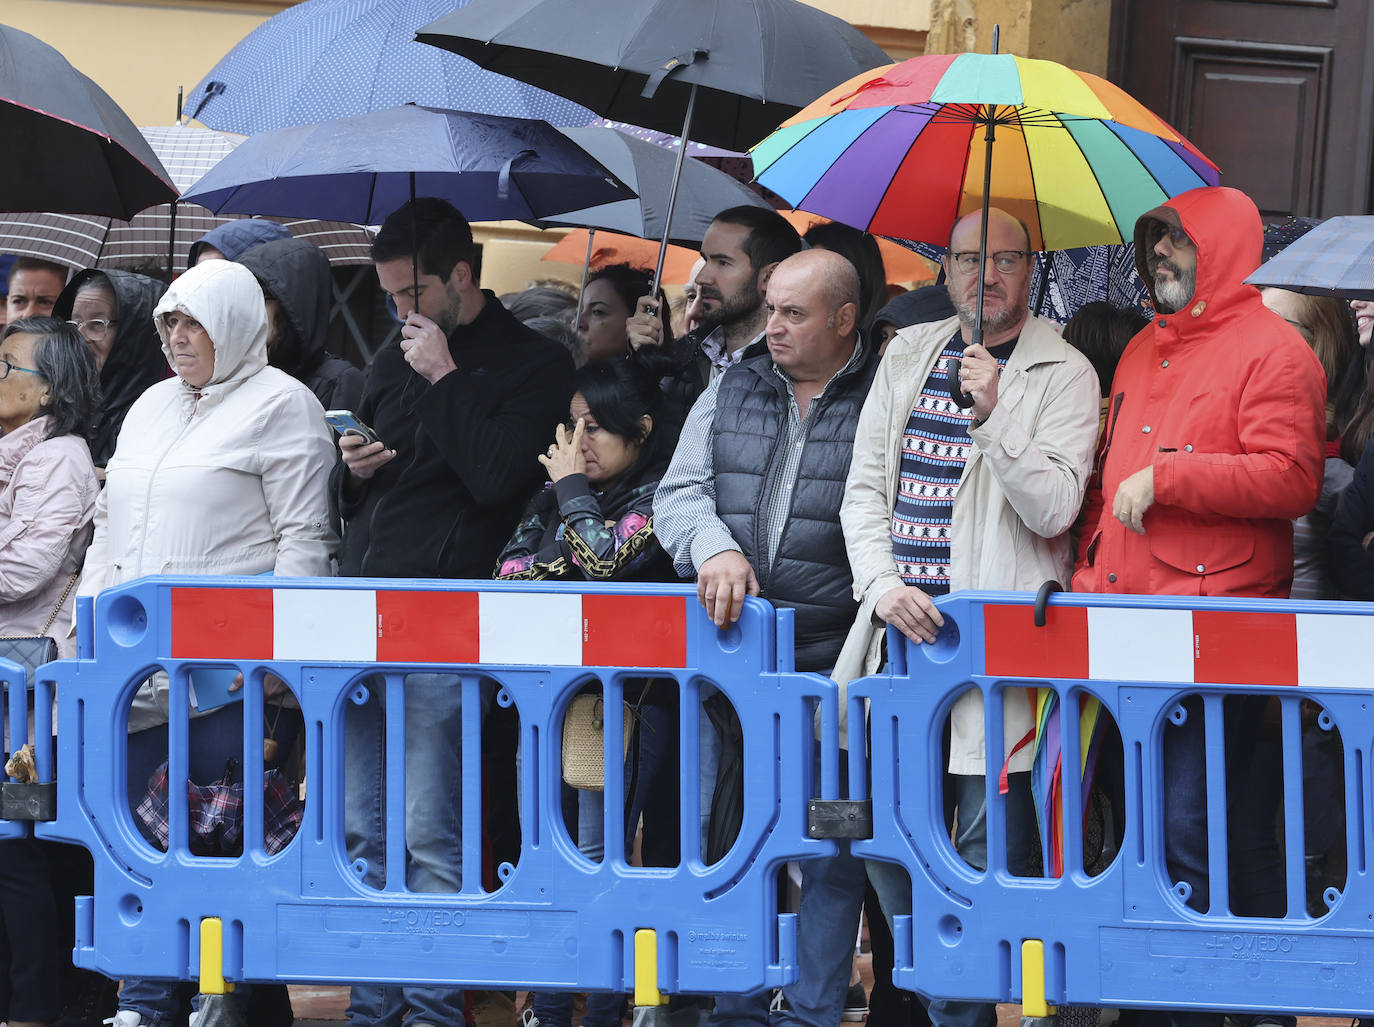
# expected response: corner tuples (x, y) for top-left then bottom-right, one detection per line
(536, 126), (770, 246)
(0, 24), (176, 218)
(416, 0), (889, 288)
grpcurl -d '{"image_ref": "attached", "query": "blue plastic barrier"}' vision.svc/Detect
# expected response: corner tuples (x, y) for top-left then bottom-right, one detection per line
(849, 589), (1374, 1018)
(37, 576), (840, 997)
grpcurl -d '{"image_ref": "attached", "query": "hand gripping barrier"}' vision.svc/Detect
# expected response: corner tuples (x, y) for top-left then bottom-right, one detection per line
(849, 589), (1374, 1019)
(37, 576), (839, 998)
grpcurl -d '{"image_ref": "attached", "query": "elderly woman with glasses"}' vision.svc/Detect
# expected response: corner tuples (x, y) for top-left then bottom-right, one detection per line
(0, 317), (100, 1027)
(52, 269), (170, 471)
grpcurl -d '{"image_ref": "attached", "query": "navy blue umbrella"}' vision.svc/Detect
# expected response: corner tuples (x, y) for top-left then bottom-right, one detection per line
(183, 0), (595, 134)
(181, 105), (634, 226)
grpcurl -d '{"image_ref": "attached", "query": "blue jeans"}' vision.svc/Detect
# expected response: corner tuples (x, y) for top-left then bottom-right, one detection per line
(345, 673), (485, 1027)
(706, 759), (866, 1027)
(866, 772), (1036, 1027)
(534, 694), (677, 1027)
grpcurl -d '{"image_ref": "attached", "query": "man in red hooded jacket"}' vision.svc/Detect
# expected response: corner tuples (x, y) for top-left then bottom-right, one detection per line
(1073, 185), (1325, 598)
(1073, 187), (1325, 1027)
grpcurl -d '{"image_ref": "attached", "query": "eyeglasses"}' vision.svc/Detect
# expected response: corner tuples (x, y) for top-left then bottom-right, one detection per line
(1146, 222), (1194, 250)
(67, 318), (117, 340)
(0, 359), (43, 380)
(948, 250), (1029, 275)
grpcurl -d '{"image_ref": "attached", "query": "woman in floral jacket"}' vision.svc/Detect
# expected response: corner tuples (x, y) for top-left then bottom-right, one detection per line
(496, 351), (682, 1027)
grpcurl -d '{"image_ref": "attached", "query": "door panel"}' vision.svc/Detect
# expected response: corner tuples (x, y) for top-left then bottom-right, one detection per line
(1110, 0), (1374, 217)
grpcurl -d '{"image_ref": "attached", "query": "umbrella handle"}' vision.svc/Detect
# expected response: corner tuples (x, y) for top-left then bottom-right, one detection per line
(651, 81), (700, 298)
(946, 352), (976, 410)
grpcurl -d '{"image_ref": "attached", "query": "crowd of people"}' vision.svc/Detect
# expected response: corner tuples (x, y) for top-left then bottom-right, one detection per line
(0, 182), (1368, 1027)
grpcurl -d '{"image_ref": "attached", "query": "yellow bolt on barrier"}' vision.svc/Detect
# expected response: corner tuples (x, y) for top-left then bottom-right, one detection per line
(1021, 939), (1054, 1018)
(634, 928), (666, 1007)
(199, 917), (234, 995)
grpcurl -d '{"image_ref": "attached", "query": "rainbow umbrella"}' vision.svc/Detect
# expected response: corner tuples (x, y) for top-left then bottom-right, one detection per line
(751, 51), (1219, 251)
(1031, 689), (1106, 878)
(751, 48), (1219, 406)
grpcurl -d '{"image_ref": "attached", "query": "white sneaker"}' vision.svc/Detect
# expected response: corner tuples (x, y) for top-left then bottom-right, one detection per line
(104, 1014), (146, 1027)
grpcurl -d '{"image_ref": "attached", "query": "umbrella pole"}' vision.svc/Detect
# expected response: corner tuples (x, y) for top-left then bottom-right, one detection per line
(948, 25), (999, 410)
(575, 228), (596, 326)
(650, 81), (700, 301)
(410, 171), (419, 308)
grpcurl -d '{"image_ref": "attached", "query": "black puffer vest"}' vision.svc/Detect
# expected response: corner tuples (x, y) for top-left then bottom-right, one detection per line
(712, 343), (879, 671)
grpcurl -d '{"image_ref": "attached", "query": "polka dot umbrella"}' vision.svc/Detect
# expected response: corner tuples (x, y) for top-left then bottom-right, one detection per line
(182, 0), (596, 135)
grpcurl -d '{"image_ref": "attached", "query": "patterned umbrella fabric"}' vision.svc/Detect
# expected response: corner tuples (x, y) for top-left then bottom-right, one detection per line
(751, 52), (1221, 251)
(0, 24), (176, 218)
(0, 124), (375, 273)
(183, 0), (595, 135)
(1245, 215), (1374, 300)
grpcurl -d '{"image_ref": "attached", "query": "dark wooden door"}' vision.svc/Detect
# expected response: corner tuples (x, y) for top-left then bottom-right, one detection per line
(1109, 0), (1374, 218)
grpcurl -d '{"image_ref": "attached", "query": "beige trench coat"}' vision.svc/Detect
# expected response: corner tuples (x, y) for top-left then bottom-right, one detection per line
(835, 314), (1100, 769)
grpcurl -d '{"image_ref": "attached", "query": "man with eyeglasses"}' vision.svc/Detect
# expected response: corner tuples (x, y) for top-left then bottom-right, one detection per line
(838, 206), (1100, 1027)
(1071, 187), (1325, 1027)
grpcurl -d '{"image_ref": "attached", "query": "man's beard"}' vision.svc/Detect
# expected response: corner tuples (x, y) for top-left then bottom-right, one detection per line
(1152, 261), (1196, 314)
(951, 281), (1028, 334)
(697, 274), (761, 334)
(431, 282), (463, 336)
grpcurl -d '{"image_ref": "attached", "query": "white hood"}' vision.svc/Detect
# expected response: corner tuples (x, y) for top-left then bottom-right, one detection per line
(153, 259), (268, 387)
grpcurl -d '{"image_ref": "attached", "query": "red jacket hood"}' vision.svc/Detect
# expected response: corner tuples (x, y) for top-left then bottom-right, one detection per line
(1133, 186), (1265, 341)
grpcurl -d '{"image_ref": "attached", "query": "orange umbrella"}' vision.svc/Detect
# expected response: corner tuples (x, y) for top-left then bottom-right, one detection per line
(779, 210), (937, 285)
(542, 229), (701, 285)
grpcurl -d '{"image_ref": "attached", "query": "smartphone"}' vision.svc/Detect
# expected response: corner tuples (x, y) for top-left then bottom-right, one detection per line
(325, 410), (383, 446)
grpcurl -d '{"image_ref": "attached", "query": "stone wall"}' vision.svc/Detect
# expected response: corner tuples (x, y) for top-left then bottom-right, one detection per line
(924, 0), (1112, 75)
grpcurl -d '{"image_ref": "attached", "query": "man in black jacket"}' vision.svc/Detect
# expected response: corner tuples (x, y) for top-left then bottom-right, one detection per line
(336, 198), (573, 1027)
(654, 249), (879, 1027)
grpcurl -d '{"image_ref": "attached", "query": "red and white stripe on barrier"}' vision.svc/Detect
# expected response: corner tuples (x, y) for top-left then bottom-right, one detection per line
(984, 604), (1373, 688)
(167, 587), (690, 668)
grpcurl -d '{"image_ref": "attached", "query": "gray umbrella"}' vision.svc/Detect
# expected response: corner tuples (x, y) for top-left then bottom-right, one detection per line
(416, 0), (889, 152)
(534, 127), (769, 246)
(416, 0), (889, 287)
(1245, 215), (1374, 300)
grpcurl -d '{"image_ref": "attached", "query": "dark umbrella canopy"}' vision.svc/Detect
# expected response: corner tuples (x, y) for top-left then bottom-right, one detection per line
(534, 127), (769, 246)
(0, 124), (376, 274)
(183, 0), (594, 134)
(181, 105), (635, 225)
(416, 0), (891, 151)
(0, 24), (176, 217)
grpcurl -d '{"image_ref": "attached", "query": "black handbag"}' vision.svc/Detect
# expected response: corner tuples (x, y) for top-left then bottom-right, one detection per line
(0, 572), (76, 682)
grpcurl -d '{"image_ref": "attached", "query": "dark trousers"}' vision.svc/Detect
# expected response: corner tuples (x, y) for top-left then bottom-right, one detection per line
(0, 836), (61, 1021)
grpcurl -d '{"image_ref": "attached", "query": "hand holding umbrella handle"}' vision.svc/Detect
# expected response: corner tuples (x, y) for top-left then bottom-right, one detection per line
(946, 349), (976, 409)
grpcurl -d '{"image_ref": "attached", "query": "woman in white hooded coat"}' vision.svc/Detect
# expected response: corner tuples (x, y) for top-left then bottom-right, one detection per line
(82, 259), (336, 1027)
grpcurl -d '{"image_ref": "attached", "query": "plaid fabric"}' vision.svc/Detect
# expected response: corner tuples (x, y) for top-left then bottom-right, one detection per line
(1246, 215), (1374, 299)
(0, 124), (374, 274)
(136, 761), (302, 856)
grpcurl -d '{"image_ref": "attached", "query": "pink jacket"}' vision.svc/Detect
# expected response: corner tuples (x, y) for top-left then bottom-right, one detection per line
(0, 416), (99, 657)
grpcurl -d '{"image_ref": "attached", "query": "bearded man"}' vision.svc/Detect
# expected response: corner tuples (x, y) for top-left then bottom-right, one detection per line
(1070, 192), (1324, 1027)
(629, 205), (803, 405)
(837, 205), (1100, 1027)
